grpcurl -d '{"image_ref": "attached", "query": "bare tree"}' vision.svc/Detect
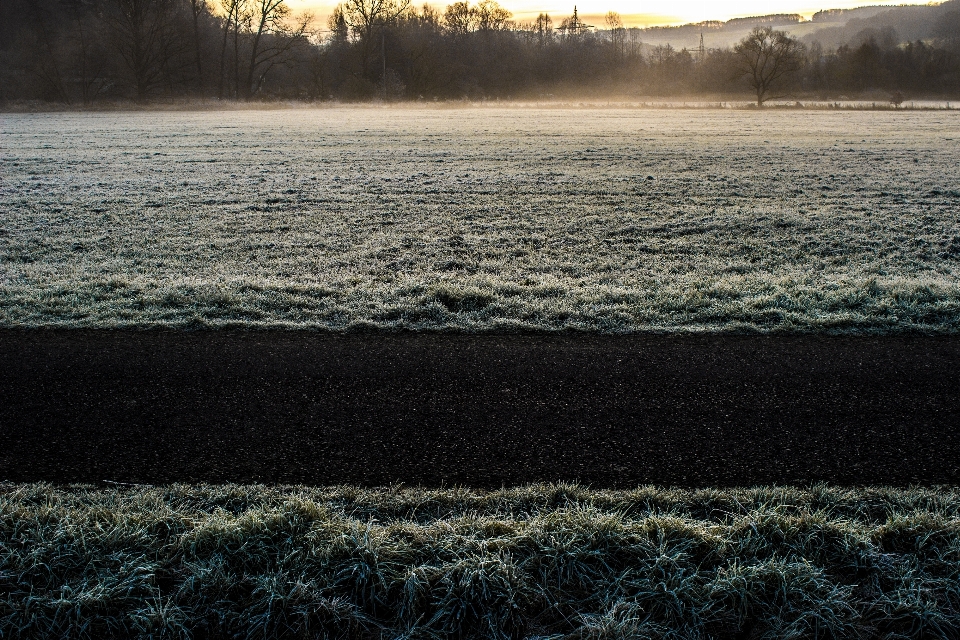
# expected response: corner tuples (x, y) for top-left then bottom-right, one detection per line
(472, 0), (510, 32)
(21, 0), (70, 101)
(107, 0), (186, 100)
(188, 0), (206, 90)
(533, 13), (552, 47)
(328, 5), (349, 42)
(218, 0), (245, 98)
(443, 1), (472, 35)
(605, 11), (625, 61)
(337, 0), (410, 82)
(340, 0), (411, 44)
(734, 26), (804, 106)
(242, 0), (310, 98)
(394, 4), (446, 97)
(67, 2), (109, 103)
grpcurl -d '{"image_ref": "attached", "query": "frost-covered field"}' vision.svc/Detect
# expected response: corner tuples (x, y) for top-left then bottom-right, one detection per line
(2, 106), (959, 332)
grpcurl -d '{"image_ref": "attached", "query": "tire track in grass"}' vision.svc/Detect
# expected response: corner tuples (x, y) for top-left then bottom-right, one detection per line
(1, 330), (958, 486)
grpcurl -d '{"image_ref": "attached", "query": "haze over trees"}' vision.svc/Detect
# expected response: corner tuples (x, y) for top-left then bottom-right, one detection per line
(0, 0), (958, 103)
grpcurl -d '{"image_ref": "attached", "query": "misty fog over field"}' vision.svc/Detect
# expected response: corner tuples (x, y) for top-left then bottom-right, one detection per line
(2, 106), (958, 332)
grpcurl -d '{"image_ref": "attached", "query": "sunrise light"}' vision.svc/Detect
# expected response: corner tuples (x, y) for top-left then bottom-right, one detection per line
(296, 0), (930, 27)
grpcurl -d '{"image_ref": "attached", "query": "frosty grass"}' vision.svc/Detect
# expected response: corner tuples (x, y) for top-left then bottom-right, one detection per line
(2, 106), (959, 332)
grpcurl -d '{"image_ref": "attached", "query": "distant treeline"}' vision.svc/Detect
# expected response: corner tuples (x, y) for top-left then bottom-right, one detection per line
(643, 14), (805, 37)
(1, 0), (959, 103)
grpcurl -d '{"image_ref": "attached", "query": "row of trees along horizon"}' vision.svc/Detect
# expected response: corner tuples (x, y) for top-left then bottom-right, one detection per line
(2, 0), (959, 105)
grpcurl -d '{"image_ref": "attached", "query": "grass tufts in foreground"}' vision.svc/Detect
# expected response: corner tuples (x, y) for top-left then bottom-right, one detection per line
(3, 483), (960, 638)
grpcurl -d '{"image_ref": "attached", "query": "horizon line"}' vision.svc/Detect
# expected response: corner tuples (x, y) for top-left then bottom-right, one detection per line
(296, 1), (932, 29)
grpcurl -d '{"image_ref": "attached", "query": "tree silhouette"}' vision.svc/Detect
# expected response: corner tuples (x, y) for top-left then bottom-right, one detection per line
(734, 26), (804, 106)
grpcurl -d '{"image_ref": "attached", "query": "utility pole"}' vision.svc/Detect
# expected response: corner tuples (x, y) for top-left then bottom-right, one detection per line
(564, 6), (592, 37)
(572, 6), (584, 35)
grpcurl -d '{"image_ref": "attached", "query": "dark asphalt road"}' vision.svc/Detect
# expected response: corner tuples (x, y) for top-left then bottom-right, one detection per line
(1, 330), (958, 487)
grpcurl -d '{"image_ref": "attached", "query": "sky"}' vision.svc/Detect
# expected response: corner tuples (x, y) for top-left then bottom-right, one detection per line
(293, 0), (927, 27)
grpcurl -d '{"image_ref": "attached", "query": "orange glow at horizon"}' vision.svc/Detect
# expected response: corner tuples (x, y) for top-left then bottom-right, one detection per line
(293, 0), (927, 27)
